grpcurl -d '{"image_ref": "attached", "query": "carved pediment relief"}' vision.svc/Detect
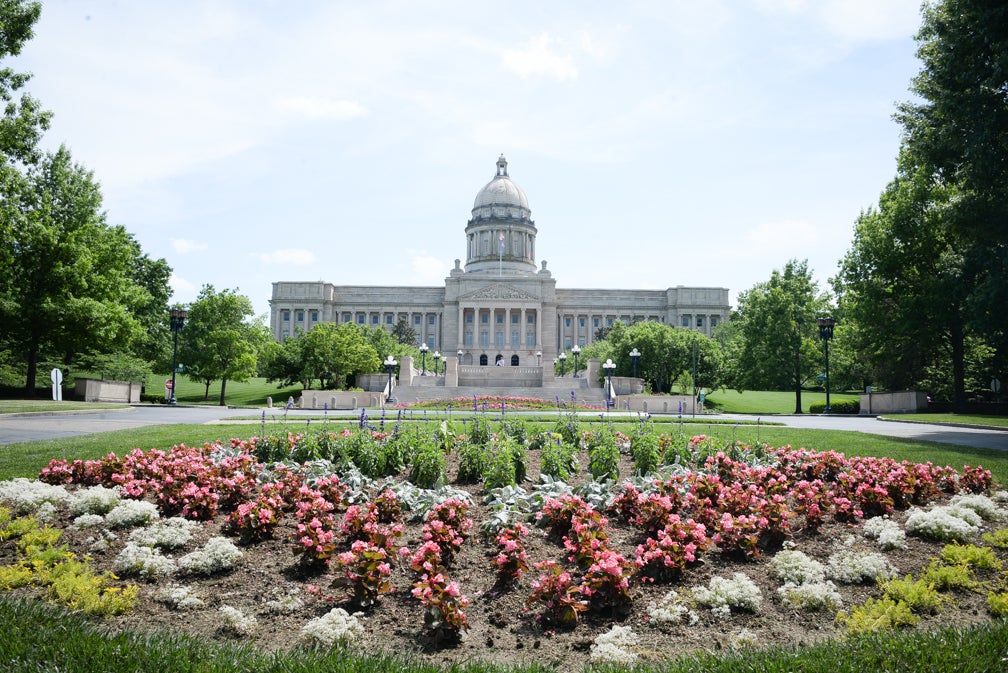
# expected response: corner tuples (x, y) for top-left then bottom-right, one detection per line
(462, 283), (539, 301)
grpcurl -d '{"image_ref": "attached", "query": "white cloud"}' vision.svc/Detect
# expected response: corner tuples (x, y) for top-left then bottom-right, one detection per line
(276, 96), (368, 120)
(502, 34), (578, 82)
(169, 273), (196, 300)
(410, 255), (448, 283)
(172, 238), (208, 254)
(258, 249), (317, 265)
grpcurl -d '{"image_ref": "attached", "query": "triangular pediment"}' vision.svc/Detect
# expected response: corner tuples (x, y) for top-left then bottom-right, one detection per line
(462, 283), (539, 301)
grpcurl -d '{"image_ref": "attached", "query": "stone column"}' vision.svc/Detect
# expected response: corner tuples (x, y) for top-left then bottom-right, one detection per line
(457, 304), (464, 347)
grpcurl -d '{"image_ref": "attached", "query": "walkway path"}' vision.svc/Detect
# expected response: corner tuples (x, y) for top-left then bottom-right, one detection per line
(0, 406), (1005, 451)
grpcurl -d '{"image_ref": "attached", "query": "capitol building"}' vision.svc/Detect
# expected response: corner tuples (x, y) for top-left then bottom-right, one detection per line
(269, 156), (730, 373)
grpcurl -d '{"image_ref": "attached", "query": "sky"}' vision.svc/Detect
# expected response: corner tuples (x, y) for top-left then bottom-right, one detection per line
(13, 0), (926, 320)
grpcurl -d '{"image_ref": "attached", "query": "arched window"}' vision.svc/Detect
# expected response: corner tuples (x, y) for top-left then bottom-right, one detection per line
(511, 354), (519, 366)
(479, 354), (488, 366)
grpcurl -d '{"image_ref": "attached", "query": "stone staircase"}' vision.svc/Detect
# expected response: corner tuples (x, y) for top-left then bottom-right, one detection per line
(392, 381), (608, 408)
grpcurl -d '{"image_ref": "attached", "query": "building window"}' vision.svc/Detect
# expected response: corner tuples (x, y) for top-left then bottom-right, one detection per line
(428, 315), (436, 325)
(564, 317), (571, 327)
(496, 331), (504, 347)
(511, 331), (519, 347)
(386, 315), (393, 324)
(511, 354), (519, 366)
(480, 354), (488, 366)
(607, 318), (614, 326)
(579, 317), (585, 328)
(371, 315), (379, 325)
(578, 337), (586, 347)
(564, 336), (572, 349)
(427, 336), (435, 349)
(357, 314), (365, 324)
(496, 314), (503, 324)
(481, 313), (489, 324)
(697, 316), (704, 328)
(593, 318), (600, 328)
(342, 312), (351, 323)
(414, 315), (421, 325)
(681, 316), (691, 328)
(311, 311), (318, 322)
(527, 314), (535, 324)
(526, 331), (535, 347)
(282, 310), (290, 322)
(466, 313), (473, 323)
(711, 316), (719, 328)
(296, 310), (304, 322)
(480, 331), (489, 347)
(511, 313), (519, 324)
(465, 331), (473, 346)
(281, 329), (289, 342)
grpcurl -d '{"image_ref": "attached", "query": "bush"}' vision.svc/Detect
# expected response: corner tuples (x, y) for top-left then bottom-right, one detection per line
(809, 399), (860, 414)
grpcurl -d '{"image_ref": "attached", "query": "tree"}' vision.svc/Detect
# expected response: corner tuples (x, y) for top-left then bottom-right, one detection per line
(2, 147), (168, 393)
(300, 323), (381, 389)
(729, 260), (828, 413)
(0, 0), (50, 168)
(391, 318), (417, 346)
(179, 286), (258, 405)
(835, 168), (972, 403)
(892, 0), (1008, 403)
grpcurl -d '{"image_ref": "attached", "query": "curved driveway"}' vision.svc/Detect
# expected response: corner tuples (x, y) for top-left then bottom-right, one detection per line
(0, 406), (1005, 451)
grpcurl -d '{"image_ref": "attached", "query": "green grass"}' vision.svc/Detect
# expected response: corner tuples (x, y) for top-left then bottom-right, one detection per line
(0, 400), (129, 414)
(883, 413), (1008, 428)
(141, 375), (302, 408)
(0, 595), (1005, 673)
(706, 389), (861, 414)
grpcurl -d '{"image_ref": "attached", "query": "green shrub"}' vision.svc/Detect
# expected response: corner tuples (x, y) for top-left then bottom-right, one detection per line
(919, 560), (980, 593)
(836, 597), (919, 635)
(409, 442), (445, 489)
(982, 528), (1008, 549)
(940, 543), (1002, 571)
(455, 441), (489, 484)
(587, 429), (620, 482)
(541, 439), (578, 481)
(484, 445), (517, 490)
(880, 576), (947, 614)
(988, 591), (1008, 618)
(809, 400), (860, 414)
(630, 430), (661, 476)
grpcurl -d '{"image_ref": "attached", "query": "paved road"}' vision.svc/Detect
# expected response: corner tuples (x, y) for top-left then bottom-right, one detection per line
(0, 406), (1005, 451)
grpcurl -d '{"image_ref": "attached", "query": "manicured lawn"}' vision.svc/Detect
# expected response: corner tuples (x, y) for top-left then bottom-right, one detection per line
(0, 400), (128, 414)
(705, 389), (861, 414)
(885, 413), (1008, 428)
(140, 375), (301, 408)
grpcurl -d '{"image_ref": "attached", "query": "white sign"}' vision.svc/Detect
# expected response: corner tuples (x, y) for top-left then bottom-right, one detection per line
(993, 378), (1002, 394)
(50, 368), (62, 401)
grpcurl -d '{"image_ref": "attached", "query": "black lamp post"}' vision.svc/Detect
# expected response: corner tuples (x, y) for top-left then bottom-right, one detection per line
(457, 349), (463, 366)
(603, 358), (616, 407)
(383, 355), (398, 405)
(571, 344), (581, 378)
(558, 351), (567, 377)
(535, 350), (542, 367)
(168, 308), (187, 405)
(419, 343), (428, 376)
(433, 351), (441, 376)
(629, 347), (640, 378)
(817, 317), (836, 413)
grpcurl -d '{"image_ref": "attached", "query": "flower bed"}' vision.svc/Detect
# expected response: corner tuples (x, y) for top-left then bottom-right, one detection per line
(3, 422), (1006, 671)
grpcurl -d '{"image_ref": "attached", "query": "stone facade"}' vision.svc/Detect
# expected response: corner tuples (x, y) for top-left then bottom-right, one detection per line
(270, 156), (730, 369)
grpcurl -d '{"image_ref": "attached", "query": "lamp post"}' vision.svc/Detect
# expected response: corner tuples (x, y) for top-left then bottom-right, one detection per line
(571, 344), (581, 378)
(383, 355), (398, 404)
(419, 342), (428, 376)
(168, 308), (187, 405)
(558, 351), (567, 377)
(535, 351), (542, 367)
(629, 347), (640, 378)
(457, 349), (463, 365)
(433, 351), (441, 376)
(603, 358), (616, 407)
(817, 317), (836, 414)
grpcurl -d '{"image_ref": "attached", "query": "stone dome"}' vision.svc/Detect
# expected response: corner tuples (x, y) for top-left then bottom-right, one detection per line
(471, 155), (530, 219)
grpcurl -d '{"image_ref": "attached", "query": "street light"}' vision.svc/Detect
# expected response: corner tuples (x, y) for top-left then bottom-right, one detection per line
(433, 351), (441, 376)
(457, 349), (463, 365)
(168, 308), (187, 405)
(603, 358), (616, 406)
(419, 343), (428, 376)
(535, 351), (542, 367)
(629, 347), (641, 378)
(817, 317), (836, 414)
(558, 351), (567, 377)
(571, 344), (581, 378)
(383, 355), (398, 404)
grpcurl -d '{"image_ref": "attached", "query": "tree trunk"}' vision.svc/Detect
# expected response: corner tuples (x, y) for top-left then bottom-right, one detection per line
(25, 346), (39, 396)
(219, 378), (227, 406)
(951, 319), (967, 412)
(204, 380), (211, 400)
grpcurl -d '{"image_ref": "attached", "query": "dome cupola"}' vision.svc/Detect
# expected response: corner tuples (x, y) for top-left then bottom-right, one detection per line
(464, 155), (537, 276)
